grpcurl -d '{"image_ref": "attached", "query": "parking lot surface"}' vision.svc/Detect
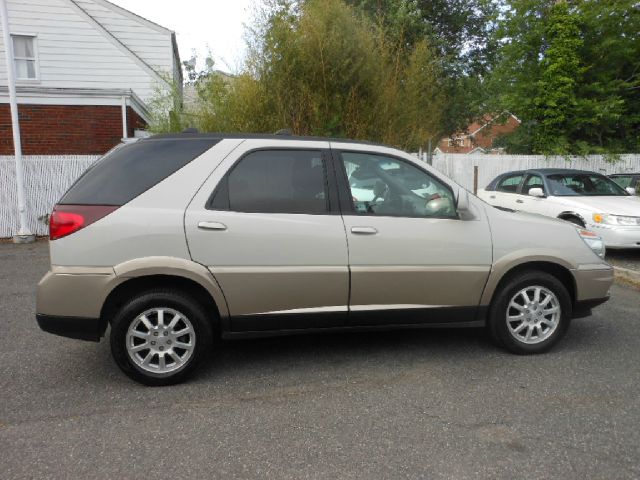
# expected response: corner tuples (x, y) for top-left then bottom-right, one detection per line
(607, 249), (640, 272)
(1, 241), (639, 479)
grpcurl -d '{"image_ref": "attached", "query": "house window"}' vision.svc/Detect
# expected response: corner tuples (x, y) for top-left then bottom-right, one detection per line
(447, 137), (465, 147)
(12, 35), (38, 80)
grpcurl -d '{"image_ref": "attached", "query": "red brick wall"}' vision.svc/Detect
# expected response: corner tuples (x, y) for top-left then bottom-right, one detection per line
(0, 104), (147, 155)
(436, 115), (520, 154)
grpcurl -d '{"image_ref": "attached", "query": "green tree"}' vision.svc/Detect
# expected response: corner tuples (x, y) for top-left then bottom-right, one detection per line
(167, 0), (446, 150)
(490, 0), (640, 154)
(346, 0), (502, 135)
(532, 0), (584, 154)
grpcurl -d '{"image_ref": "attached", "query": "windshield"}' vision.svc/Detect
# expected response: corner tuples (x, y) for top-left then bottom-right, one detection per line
(546, 173), (629, 197)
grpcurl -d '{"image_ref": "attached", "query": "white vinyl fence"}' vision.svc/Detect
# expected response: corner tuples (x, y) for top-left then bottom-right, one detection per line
(2, 153), (640, 238)
(0, 156), (99, 237)
(425, 153), (640, 192)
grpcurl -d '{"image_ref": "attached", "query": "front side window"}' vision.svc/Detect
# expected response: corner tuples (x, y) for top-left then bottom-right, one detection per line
(523, 174), (545, 195)
(12, 35), (37, 80)
(341, 152), (456, 218)
(211, 150), (328, 214)
(496, 174), (524, 193)
(546, 173), (629, 196)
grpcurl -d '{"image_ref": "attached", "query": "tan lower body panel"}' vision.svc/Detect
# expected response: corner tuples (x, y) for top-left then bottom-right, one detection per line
(349, 265), (490, 308)
(37, 267), (116, 318)
(209, 266), (349, 316)
(573, 266), (614, 301)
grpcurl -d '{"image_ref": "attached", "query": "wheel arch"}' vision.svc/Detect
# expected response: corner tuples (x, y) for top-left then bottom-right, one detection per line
(557, 211), (587, 226)
(482, 259), (577, 308)
(101, 257), (230, 331)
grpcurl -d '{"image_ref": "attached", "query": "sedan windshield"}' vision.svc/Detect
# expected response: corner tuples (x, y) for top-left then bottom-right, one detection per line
(546, 173), (629, 196)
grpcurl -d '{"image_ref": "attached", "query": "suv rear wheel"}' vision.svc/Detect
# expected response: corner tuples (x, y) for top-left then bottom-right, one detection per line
(487, 271), (572, 354)
(110, 289), (213, 386)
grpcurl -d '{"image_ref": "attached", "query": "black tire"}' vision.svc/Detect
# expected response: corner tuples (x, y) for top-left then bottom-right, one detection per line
(561, 216), (585, 228)
(487, 271), (572, 354)
(110, 289), (213, 386)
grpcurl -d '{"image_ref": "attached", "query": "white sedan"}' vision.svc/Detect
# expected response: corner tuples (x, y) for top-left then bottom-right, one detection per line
(478, 168), (640, 249)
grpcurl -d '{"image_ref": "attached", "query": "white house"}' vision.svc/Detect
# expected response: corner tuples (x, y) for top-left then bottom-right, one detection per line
(0, 0), (182, 154)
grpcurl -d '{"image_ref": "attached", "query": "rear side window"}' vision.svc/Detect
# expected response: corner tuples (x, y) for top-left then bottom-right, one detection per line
(496, 174), (524, 193)
(209, 150), (328, 214)
(611, 175), (633, 189)
(59, 139), (219, 205)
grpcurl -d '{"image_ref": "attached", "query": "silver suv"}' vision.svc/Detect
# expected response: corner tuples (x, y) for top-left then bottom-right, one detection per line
(36, 133), (614, 385)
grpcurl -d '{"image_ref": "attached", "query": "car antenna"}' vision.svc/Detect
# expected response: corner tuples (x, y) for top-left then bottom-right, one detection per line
(275, 128), (292, 136)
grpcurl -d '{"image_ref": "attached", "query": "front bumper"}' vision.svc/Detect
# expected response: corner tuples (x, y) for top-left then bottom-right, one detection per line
(36, 314), (106, 342)
(573, 296), (610, 319)
(591, 224), (640, 249)
(572, 265), (614, 317)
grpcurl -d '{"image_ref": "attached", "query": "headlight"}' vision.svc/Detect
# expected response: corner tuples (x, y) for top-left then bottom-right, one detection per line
(577, 228), (606, 258)
(592, 213), (640, 226)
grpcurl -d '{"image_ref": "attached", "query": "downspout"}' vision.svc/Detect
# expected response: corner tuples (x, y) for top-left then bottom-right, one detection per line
(0, 0), (34, 243)
(121, 95), (128, 140)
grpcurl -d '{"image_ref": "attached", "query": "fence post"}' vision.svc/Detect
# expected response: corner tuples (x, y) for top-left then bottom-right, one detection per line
(473, 165), (479, 195)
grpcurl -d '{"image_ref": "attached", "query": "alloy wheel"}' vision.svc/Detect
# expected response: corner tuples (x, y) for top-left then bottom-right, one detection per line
(506, 286), (561, 345)
(126, 307), (196, 374)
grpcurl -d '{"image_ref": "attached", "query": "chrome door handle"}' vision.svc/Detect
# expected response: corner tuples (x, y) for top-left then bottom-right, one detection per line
(489, 195), (496, 199)
(198, 221), (227, 231)
(351, 226), (378, 235)
(516, 199), (524, 204)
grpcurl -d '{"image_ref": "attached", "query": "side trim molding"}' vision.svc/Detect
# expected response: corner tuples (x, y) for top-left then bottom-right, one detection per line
(231, 305), (487, 333)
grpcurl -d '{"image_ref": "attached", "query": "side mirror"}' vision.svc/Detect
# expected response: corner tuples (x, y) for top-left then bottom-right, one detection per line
(427, 196), (455, 216)
(456, 188), (470, 212)
(625, 186), (636, 195)
(529, 187), (545, 198)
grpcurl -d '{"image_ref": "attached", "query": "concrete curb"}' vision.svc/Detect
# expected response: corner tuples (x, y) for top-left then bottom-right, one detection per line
(613, 266), (640, 290)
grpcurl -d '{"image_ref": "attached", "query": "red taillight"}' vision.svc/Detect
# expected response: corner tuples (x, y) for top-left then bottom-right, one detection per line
(49, 205), (119, 240)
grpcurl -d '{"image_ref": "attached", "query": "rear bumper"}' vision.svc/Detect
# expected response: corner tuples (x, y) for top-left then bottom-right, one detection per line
(37, 267), (116, 319)
(36, 314), (106, 342)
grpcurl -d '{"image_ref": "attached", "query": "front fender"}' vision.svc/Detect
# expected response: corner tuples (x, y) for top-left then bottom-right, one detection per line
(480, 251), (576, 306)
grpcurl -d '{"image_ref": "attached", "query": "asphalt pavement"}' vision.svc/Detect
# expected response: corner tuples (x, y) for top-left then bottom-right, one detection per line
(1, 242), (639, 479)
(607, 249), (640, 272)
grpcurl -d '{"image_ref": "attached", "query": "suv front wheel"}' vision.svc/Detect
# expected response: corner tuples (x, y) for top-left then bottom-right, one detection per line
(110, 289), (213, 385)
(488, 271), (572, 354)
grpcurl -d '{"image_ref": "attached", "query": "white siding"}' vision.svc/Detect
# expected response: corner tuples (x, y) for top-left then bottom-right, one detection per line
(73, 0), (174, 76)
(0, 0), (172, 102)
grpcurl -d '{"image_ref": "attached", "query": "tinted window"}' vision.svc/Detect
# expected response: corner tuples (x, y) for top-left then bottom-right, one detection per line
(496, 174), (524, 193)
(547, 173), (629, 196)
(523, 174), (544, 195)
(212, 150), (327, 214)
(60, 139), (219, 205)
(610, 175), (634, 189)
(341, 152), (456, 218)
